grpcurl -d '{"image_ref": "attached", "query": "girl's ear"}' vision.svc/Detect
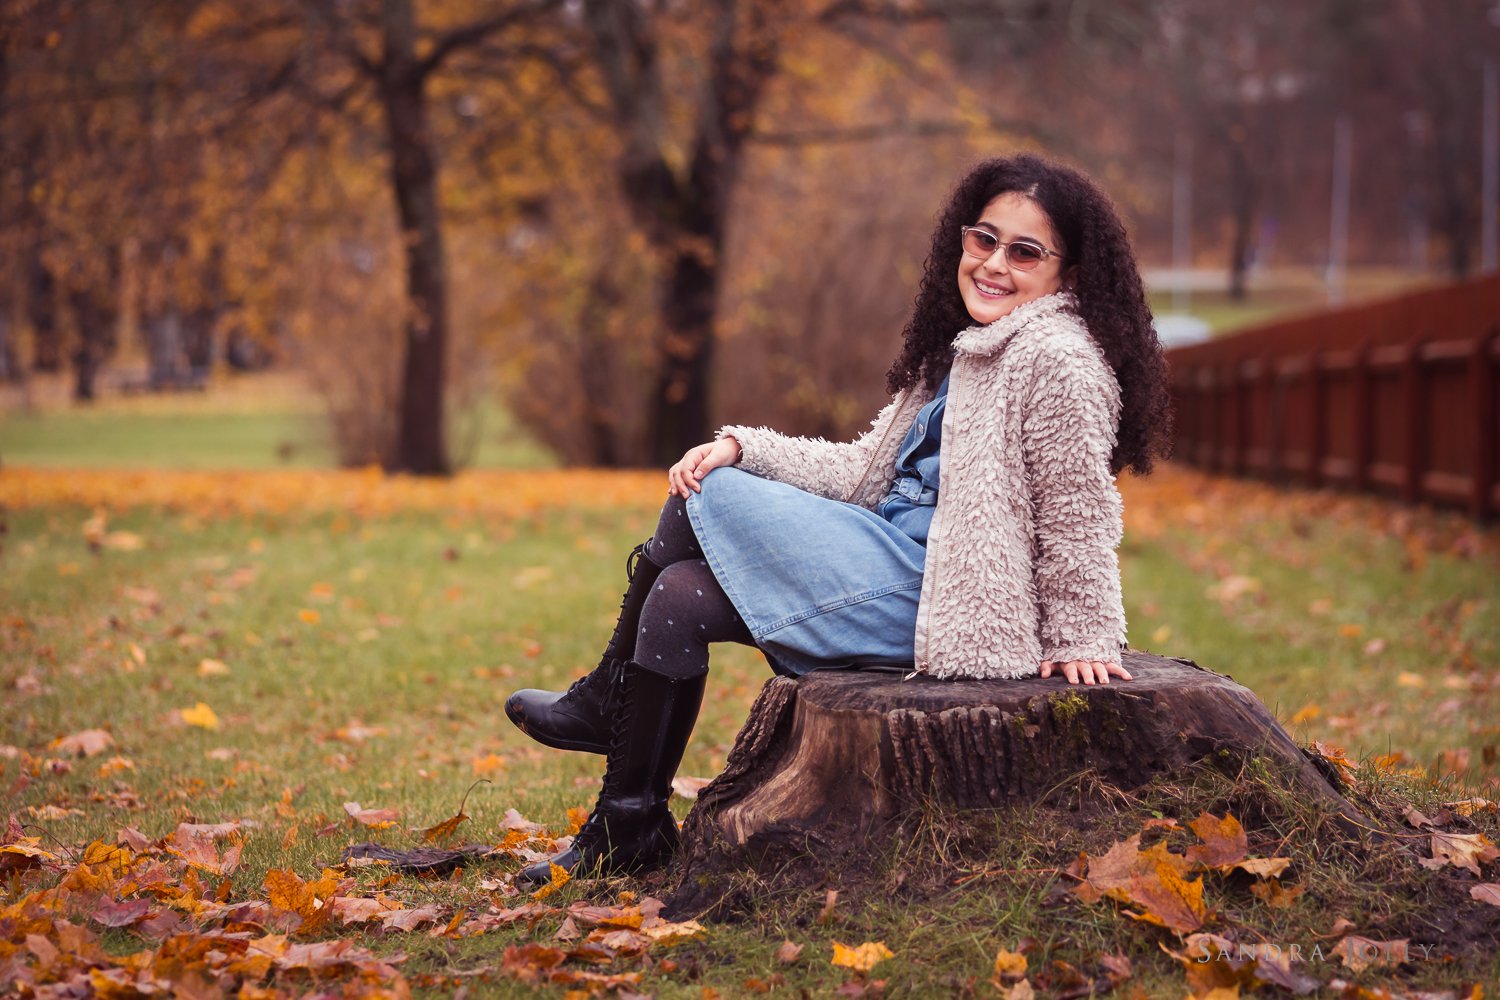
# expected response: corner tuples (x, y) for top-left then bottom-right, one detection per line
(1062, 265), (1080, 291)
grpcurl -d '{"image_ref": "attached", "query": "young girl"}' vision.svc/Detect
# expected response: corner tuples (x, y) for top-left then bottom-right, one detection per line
(506, 153), (1172, 886)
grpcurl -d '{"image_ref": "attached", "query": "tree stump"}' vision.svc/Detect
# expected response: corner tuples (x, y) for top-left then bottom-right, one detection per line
(670, 652), (1366, 904)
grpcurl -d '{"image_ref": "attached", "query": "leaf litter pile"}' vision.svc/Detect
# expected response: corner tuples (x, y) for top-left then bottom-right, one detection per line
(3, 464), (1500, 995)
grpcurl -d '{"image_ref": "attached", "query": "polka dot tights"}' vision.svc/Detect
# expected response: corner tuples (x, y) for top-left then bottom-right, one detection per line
(637, 494), (754, 680)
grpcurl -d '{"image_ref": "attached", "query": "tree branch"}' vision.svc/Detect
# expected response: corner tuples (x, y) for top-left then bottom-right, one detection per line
(416, 0), (564, 80)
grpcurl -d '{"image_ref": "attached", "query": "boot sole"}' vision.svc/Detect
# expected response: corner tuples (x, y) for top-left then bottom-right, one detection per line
(504, 700), (608, 755)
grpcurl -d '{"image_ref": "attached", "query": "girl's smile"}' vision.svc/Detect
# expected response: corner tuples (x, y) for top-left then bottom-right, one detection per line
(957, 191), (1067, 325)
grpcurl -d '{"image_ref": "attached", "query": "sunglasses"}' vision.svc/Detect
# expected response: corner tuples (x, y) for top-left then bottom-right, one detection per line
(959, 226), (1066, 271)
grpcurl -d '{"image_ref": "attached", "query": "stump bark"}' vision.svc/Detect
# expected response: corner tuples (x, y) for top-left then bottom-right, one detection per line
(671, 652), (1365, 900)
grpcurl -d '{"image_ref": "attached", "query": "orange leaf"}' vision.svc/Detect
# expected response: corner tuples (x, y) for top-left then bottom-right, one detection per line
(419, 811), (467, 844)
(1185, 812), (1249, 868)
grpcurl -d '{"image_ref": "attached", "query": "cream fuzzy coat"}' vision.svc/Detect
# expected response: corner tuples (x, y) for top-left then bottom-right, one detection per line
(718, 292), (1126, 680)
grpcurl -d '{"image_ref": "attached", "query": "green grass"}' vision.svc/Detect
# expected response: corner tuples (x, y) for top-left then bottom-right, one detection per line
(1119, 475), (1500, 780)
(1146, 267), (1442, 335)
(3, 479), (1497, 996)
(0, 374), (557, 471)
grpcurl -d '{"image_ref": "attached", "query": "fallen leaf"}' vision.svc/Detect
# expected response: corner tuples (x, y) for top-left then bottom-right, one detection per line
(180, 702), (220, 730)
(97, 756), (134, 777)
(1250, 878), (1305, 908)
(499, 808), (543, 833)
(379, 903), (443, 932)
(90, 898), (153, 928)
(334, 721), (387, 743)
(1228, 857), (1292, 879)
(775, 940), (804, 963)
(1119, 858), (1207, 934)
(1309, 740), (1357, 777)
(1443, 798), (1497, 816)
(1098, 952), (1132, 984)
(1418, 831), (1500, 876)
(50, 728), (113, 757)
(197, 658), (230, 677)
(566, 805), (590, 835)
(343, 802), (399, 829)
(1289, 703), (1321, 724)
(1404, 806), (1436, 828)
(568, 903), (644, 929)
(104, 530), (144, 551)
(1331, 935), (1409, 972)
(332, 896), (401, 923)
(165, 825), (243, 876)
(992, 947), (1027, 980)
(1186, 812), (1249, 868)
(532, 863), (571, 901)
(1469, 884), (1500, 907)
(471, 753), (506, 776)
(641, 919), (705, 945)
(831, 940), (895, 973)
(500, 942), (568, 985)
(819, 888), (839, 925)
(264, 868), (341, 934)
(27, 805), (83, 821)
(0, 837), (59, 873)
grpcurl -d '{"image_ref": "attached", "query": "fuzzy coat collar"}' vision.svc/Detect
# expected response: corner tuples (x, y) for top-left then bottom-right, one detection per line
(952, 291), (1080, 357)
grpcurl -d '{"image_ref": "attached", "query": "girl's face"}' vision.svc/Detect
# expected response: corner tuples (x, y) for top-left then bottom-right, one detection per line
(957, 192), (1068, 326)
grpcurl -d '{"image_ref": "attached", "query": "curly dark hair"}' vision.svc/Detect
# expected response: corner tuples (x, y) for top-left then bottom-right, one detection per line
(886, 153), (1172, 476)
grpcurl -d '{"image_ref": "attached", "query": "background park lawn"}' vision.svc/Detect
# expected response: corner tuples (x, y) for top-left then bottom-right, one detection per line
(2, 393), (1498, 994)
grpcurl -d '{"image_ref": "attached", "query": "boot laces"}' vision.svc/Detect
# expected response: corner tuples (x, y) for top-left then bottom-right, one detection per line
(573, 669), (637, 852)
(561, 658), (617, 700)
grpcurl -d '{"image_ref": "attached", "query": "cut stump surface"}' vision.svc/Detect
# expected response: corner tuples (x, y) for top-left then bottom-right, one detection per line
(671, 652), (1363, 897)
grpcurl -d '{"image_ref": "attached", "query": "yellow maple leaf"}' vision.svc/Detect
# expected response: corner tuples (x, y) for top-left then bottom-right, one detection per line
(992, 948), (1027, 980)
(831, 940), (895, 973)
(531, 863), (571, 901)
(180, 702), (220, 729)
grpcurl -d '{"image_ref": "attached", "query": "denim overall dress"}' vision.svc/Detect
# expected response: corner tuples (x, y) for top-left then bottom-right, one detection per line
(685, 376), (948, 675)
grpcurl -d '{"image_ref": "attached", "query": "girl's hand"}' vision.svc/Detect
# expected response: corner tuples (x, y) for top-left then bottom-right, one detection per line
(668, 437), (741, 498)
(1039, 659), (1132, 685)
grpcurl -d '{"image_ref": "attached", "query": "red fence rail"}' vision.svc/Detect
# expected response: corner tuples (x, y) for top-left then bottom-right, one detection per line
(1165, 274), (1500, 519)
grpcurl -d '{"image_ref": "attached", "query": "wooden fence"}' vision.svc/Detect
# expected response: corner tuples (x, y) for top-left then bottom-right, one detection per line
(1165, 274), (1500, 519)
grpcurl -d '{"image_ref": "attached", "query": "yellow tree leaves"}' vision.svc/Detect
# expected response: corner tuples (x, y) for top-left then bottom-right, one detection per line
(178, 702), (221, 730)
(0, 468), (668, 519)
(830, 940), (895, 973)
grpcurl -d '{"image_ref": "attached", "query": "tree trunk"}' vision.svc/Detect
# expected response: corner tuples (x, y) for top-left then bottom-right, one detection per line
(669, 653), (1367, 907)
(27, 256), (60, 373)
(379, 0), (451, 476)
(648, 192), (719, 466)
(69, 283), (118, 403)
(1227, 136), (1257, 302)
(583, 0), (781, 466)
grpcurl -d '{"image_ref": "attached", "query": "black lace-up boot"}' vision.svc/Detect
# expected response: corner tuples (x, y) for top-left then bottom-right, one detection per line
(506, 543), (662, 754)
(514, 660), (705, 887)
